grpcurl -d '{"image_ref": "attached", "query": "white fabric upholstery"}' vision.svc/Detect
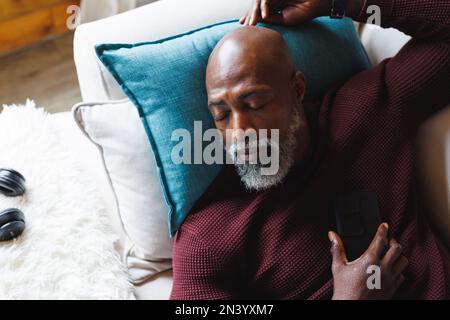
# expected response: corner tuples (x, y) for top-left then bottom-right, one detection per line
(72, 100), (172, 284)
(80, 0), (158, 23)
(359, 23), (411, 65)
(134, 269), (173, 300)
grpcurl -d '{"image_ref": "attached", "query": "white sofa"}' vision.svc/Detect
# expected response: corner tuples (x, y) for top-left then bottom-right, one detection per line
(61, 0), (443, 300)
(72, 0), (263, 300)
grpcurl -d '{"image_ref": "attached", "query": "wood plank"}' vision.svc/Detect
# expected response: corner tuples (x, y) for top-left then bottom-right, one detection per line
(0, 33), (82, 113)
(0, 0), (79, 54)
(0, 0), (66, 22)
(52, 1), (80, 32)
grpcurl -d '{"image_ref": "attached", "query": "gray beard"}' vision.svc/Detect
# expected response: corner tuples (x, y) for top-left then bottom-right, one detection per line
(229, 108), (301, 192)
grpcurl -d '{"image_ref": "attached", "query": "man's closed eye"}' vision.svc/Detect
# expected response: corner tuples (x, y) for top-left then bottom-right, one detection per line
(213, 111), (230, 121)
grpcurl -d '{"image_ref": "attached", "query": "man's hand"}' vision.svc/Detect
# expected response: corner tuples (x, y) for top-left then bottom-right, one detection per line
(240, 0), (331, 26)
(329, 223), (409, 300)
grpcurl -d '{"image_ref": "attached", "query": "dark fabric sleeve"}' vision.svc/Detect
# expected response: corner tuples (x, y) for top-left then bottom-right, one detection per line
(170, 228), (238, 300)
(349, 0), (450, 110)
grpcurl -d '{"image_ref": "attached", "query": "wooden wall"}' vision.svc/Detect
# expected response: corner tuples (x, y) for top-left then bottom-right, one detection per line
(0, 0), (80, 54)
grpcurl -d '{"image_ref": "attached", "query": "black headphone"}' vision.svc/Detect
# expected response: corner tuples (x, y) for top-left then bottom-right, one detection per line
(0, 168), (26, 242)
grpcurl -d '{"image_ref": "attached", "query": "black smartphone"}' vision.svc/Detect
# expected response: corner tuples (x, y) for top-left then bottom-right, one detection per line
(334, 191), (382, 261)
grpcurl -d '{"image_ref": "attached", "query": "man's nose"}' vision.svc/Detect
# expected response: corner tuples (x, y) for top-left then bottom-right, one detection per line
(230, 112), (255, 142)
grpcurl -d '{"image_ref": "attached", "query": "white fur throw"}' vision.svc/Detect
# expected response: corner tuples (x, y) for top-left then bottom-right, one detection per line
(0, 101), (135, 299)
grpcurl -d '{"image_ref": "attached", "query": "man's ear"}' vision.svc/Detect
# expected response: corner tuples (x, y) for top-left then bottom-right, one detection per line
(291, 71), (306, 102)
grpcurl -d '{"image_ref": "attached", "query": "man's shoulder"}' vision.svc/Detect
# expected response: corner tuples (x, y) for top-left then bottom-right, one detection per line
(175, 196), (250, 254)
(173, 166), (252, 256)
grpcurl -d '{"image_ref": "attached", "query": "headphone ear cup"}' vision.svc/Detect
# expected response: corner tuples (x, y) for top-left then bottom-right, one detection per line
(0, 168), (26, 197)
(0, 221), (25, 241)
(0, 208), (25, 241)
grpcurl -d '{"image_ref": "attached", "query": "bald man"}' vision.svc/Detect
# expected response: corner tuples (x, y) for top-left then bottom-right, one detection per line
(171, 0), (450, 299)
(206, 27), (310, 191)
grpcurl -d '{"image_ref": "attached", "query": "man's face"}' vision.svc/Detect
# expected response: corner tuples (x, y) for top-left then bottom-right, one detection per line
(206, 40), (299, 145)
(206, 27), (307, 191)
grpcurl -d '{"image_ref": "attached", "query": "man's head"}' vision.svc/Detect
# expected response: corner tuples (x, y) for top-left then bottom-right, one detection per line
(206, 26), (310, 191)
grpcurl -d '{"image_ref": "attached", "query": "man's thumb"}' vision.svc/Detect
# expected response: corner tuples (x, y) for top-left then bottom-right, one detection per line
(328, 231), (348, 268)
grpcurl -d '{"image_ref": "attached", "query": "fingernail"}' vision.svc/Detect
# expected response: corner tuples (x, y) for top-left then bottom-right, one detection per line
(328, 232), (336, 244)
(381, 223), (389, 236)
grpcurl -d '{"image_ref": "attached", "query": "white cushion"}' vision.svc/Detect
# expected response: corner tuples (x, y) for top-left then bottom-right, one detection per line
(72, 100), (172, 284)
(135, 269), (173, 300)
(359, 24), (411, 65)
(74, 0), (252, 101)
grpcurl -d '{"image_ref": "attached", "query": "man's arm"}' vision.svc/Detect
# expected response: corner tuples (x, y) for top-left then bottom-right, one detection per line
(350, 0), (450, 110)
(170, 228), (239, 300)
(242, 0), (450, 110)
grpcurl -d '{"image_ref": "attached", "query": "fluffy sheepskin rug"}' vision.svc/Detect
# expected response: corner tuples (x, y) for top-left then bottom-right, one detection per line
(0, 101), (135, 300)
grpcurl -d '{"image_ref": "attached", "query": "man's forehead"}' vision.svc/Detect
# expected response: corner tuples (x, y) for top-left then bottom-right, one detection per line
(207, 48), (263, 86)
(207, 44), (281, 89)
(207, 81), (274, 102)
(206, 26), (294, 90)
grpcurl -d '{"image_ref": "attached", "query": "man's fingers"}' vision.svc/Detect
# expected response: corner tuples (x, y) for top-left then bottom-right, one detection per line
(280, 5), (310, 25)
(262, 12), (285, 24)
(261, 0), (269, 19)
(262, 6), (307, 26)
(382, 238), (403, 269)
(244, 12), (251, 26)
(329, 231), (348, 270)
(251, 8), (262, 25)
(248, 0), (261, 25)
(239, 15), (246, 24)
(247, 10), (255, 25)
(392, 256), (409, 278)
(365, 223), (389, 260)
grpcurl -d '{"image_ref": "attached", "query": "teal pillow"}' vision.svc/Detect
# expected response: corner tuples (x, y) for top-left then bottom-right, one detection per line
(96, 18), (370, 237)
